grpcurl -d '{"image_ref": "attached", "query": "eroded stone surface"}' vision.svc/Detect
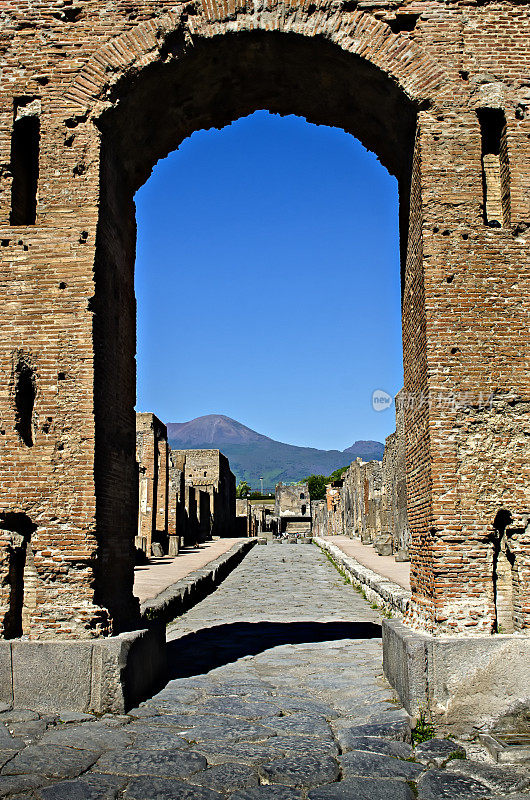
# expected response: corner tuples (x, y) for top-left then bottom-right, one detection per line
(123, 777), (223, 800)
(414, 739), (466, 767)
(417, 770), (493, 800)
(94, 748), (206, 778)
(231, 788), (303, 800)
(3, 744), (100, 779)
(336, 733), (412, 758)
(189, 762), (259, 791)
(258, 755), (340, 788)
(340, 749), (424, 779)
(35, 773), (127, 800)
(308, 777), (416, 800)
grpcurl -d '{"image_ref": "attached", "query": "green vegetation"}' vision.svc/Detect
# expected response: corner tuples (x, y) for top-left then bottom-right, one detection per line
(306, 475), (327, 500)
(447, 751), (465, 761)
(236, 480), (251, 498)
(249, 491), (275, 500)
(412, 705), (435, 745)
(305, 465), (350, 500)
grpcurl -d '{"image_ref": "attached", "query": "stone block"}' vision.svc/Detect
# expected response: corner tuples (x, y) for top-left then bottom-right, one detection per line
(8, 628), (166, 714)
(383, 619), (530, 735)
(0, 641), (13, 706)
(12, 640), (94, 712)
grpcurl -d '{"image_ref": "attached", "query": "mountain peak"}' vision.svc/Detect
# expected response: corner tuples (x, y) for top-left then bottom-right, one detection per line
(166, 414), (273, 447)
(166, 415), (384, 490)
(343, 440), (385, 458)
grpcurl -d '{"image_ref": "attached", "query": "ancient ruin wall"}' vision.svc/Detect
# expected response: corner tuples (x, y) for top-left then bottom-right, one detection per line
(0, 0), (528, 637)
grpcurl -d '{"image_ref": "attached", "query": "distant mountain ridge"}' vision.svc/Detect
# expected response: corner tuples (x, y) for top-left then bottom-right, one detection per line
(167, 414), (384, 492)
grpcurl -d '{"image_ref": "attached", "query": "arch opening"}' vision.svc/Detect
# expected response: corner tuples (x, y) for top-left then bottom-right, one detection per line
(91, 29), (418, 631)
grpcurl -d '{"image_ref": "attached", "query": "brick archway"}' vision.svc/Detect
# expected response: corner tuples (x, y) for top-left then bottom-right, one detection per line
(0, 1), (528, 639)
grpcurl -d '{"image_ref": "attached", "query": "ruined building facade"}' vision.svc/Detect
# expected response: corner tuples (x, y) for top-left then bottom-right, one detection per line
(136, 413), (169, 556)
(136, 416), (236, 557)
(0, 0), (528, 639)
(172, 449), (236, 540)
(275, 483), (311, 535)
(313, 395), (411, 556)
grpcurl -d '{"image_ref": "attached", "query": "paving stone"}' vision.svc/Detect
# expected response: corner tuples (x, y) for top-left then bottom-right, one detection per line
(148, 713), (231, 728)
(2, 744), (101, 778)
(0, 752), (15, 770)
(151, 686), (203, 703)
(8, 720), (47, 743)
(38, 723), (133, 751)
(0, 711), (40, 724)
(178, 721), (277, 744)
(199, 698), (282, 719)
(269, 735), (339, 756)
(414, 739), (466, 767)
(126, 725), (190, 750)
(308, 777), (416, 799)
(190, 763), (259, 791)
(260, 713), (331, 738)
(197, 742), (287, 766)
(341, 720), (411, 742)
(6, 795), (34, 799)
(95, 747), (207, 778)
(127, 705), (162, 719)
(208, 681), (274, 698)
(123, 776), (223, 799)
(274, 699), (339, 718)
(57, 712), (95, 724)
(337, 733), (412, 758)
(0, 774), (52, 798)
(340, 749), (424, 779)
(258, 754), (340, 788)
(35, 773), (127, 800)
(230, 788), (303, 800)
(446, 760), (529, 795)
(368, 708), (410, 723)
(489, 795), (530, 800)
(418, 769), (493, 799)
(0, 725), (24, 751)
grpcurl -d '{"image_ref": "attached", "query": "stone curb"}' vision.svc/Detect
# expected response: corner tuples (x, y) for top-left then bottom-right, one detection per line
(314, 536), (411, 618)
(0, 626), (167, 714)
(140, 538), (257, 626)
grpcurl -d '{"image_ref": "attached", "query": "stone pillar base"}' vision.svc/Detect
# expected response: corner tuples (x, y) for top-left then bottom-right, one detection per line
(168, 535), (179, 556)
(0, 626), (166, 714)
(382, 619), (530, 736)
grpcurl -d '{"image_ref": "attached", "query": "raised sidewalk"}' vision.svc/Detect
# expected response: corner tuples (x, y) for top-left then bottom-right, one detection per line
(134, 538), (247, 603)
(314, 534), (411, 617)
(325, 535), (410, 591)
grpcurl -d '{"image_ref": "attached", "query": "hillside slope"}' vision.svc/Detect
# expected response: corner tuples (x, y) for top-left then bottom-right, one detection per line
(167, 415), (384, 491)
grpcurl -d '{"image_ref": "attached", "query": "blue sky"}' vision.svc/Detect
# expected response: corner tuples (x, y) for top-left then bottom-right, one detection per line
(135, 111), (403, 451)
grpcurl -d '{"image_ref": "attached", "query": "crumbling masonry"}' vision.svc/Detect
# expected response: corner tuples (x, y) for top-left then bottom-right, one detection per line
(313, 393), (410, 556)
(0, 0), (528, 640)
(136, 415), (236, 557)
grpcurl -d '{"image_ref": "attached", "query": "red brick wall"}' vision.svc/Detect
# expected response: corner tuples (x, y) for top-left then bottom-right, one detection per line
(0, 0), (527, 637)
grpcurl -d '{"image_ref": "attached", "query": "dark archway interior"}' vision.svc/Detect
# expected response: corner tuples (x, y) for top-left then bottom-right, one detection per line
(92, 30), (417, 632)
(101, 31), (416, 188)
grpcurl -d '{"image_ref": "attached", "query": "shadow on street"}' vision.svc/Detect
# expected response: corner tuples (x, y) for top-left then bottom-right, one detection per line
(166, 620), (382, 679)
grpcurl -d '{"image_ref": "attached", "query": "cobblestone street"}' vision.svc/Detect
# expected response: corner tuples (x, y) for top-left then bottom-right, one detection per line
(0, 544), (528, 800)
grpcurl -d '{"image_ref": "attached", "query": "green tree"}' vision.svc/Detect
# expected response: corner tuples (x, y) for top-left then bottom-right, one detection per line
(305, 474), (327, 501)
(329, 465), (349, 482)
(236, 480), (251, 498)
